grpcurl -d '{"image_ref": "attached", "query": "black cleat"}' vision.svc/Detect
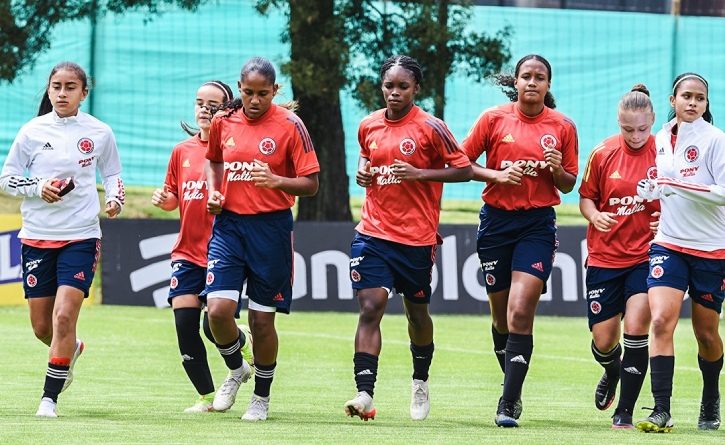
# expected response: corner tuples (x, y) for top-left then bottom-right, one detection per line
(636, 407), (673, 433)
(513, 398), (522, 420)
(495, 397), (519, 428)
(611, 407), (634, 429)
(698, 396), (720, 430)
(594, 372), (619, 410)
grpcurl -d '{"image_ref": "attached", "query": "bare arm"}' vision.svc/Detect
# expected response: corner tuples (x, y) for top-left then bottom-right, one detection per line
(579, 196), (617, 232)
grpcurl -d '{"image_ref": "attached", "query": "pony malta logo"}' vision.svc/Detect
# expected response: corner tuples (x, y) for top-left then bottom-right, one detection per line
(399, 138), (416, 156)
(684, 145), (699, 163)
(77, 138), (94, 154)
(540, 134), (558, 151)
(259, 137), (276, 155)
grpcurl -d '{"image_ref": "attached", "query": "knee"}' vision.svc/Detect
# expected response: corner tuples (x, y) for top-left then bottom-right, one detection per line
(32, 323), (52, 344)
(649, 315), (673, 338)
(405, 307), (431, 330)
(358, 300), (385, 326)
(694, 328), (722, 351)
(507, 307), (533, 333)
(206, 303), (231, 325)
(53, 312), (74, 337)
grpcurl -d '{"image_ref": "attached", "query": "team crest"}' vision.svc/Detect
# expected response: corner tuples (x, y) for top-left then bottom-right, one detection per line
(540, 134), (558, 151)
(259, 137), (276, 155)
(77, 138), (94, 154)
(170, 276), (178, 289)
(26, 274), (37, 287)
(399, 138), (416, 156)
(590, 301), (602, 315)
(684, 145), (699, 163)
(485, 273), (496, 286)
(350, 269), (361, 283)
(651, 265), (664, 279)
(646, 166), (658, 180)
(206, 271), (215, 285)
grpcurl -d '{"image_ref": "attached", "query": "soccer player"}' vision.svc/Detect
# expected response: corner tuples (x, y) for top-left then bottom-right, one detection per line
(203, 57), (319, 421)
(344, 55), (472, 421)
(636, 72), (725, 433)
(0, 61), (125, 417)
(461, 54), (578, 428)
(578, 84), (660, 429)
(151, 80), (253, 412)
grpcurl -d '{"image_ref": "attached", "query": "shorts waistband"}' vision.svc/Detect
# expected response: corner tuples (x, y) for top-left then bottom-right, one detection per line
(482, 203), (554, 217)
(220, 208), (292, 221)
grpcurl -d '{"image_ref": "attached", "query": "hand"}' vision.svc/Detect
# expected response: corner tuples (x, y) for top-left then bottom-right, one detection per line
(589, 211), (617, 232)
(356, 161), (373, 187)
(649, 211), (661, 235)
(250, 159), (280, 189)
(207, 190), (225, 214)
(151, 184), (171, 207)
(40, 178), (63, 203)
(495, 165), (523, 185)
(544, 147), (563, 173)
(391, 159), (421, 181)
(105, 201), (121, 218)
(637, 179), (663, 200)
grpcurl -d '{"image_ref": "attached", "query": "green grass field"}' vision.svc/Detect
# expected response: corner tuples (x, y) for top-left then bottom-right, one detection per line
(0, 306), (721, 444)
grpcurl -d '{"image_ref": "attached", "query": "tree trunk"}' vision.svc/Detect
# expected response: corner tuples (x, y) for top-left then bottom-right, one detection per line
(288, 0), (352, 221)
(432, 0), (450, 120)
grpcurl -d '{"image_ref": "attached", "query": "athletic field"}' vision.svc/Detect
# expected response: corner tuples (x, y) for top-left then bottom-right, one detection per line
(0, 306), (721, 444)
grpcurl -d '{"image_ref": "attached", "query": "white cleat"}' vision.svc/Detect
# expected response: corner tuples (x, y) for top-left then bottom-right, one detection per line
(212, 361), (252, 412)
(344, 391), (376, 421)
(35, 397), (58, 418)
(61, 339), (84, 393)
(241, 394), (270, 421)
(410, 379), (430, 420)
(184, 397), (214, 413)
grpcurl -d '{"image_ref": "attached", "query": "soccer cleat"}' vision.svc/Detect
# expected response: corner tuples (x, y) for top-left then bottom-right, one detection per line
(495, 397), (519, 428)
(184, 396), (215, 413)
(698, 396), (720, 430)
(61, 339), (84, 393)
(344, 391), (376, 421)
(513, 398), (523, 420)
(238, 324), (255, 372)
(212, 361), (252, 412)
(611, 407), (634, 429)
(636, 407), (673, 433)
(410, 379), (430, 420)
(594, 372), (619, 410)
(35, 397), (58, 418)
(241, 394), (270, 421)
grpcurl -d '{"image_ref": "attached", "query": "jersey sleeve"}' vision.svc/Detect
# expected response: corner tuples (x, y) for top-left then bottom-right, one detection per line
(164, 147), (179, 197)
(358, 119), (370, 159)
(287, 115), (320, 177)
(206, 117), (224, 163)
(0, 130), (45, 198)
(426, 118), (471, 168)
(461, 111), (491, 162)
(578, 144), (603, 201)
(97, 129), (126, 210)
(561, 118), (579, 176)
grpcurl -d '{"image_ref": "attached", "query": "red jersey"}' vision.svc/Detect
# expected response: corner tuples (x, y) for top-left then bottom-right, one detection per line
(462, 103), (579, 210)
(206, 104), (320, 215)
(579, 134), (660, 268)
(355, 105), (471, 246)
(165, 135), (213, 267)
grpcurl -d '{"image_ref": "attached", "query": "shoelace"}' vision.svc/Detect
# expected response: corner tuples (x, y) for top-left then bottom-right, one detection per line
(412, 384), (427, 403)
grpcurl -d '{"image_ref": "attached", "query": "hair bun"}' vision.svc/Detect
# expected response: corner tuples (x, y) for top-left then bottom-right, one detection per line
(631, 83), (650, 96)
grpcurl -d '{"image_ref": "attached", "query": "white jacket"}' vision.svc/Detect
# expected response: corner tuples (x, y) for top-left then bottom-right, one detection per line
(653, 117), (725, 251)
(0, 111), (125, 240)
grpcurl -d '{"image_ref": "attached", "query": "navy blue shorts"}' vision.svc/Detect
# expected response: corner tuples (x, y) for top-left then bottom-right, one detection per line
(585, 262), (649, 329)
(22, 238), (100, 298)
(202, 209), (294, 314)
(648, 243), (725, 314)
(349, 232), (436, 304)
(168, 260), (206, 301)
(476, 204), (557, 293)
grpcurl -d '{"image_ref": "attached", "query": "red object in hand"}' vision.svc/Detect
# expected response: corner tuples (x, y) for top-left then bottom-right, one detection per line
(52, 177), (75, 197)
